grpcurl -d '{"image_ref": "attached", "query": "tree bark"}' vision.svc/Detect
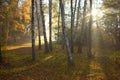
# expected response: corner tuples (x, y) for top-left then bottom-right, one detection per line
(60, 0), (74, 65)
(0, 43), (2, 63)
(87, 0), (92, 58)
(78, 0), (87, 53)
(70, 0), (74, 53)
(70, 0), (77, 53)
(31, 0), (36, 60)
(35, 1), (41, 50)
(74, 0), (81, 43)
(40, 0), (49, 53)
(49, 0), (52, 51)
(75, 0), (81, 30)
(58, 3), (60, 43)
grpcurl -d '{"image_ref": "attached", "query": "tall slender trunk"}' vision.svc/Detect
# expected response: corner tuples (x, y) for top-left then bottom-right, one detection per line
(75, 0), (81, 29)
(0, 43), (2, 63)
(49, 0), (52, 51)
(70, 0), (73, 53)
(0, 27), (2, 63)
(40, 0), (49, 53)
(78, 0), (87, 53)
(73, 0), (77, 23)
(58, 4), (60, 43)
(58, 1), (64, 49)
(35, 1), (41, 50)
(59, 0), (74, 65)
(87, 0), (92, 58)
(74, 0), (81, 42)
(31, 0), (36, 60)
(70, 0), (77, 53)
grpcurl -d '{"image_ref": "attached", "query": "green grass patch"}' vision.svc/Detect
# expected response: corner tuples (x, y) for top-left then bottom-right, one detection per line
(0, 46), (120, 80)
(0, 48), (92, 80)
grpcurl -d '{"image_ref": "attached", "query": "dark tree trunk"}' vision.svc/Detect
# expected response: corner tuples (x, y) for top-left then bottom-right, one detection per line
(74, 0), (81, 42)
(59, 0), (74, 65)
(70, 0), (78, 53)
(49, 0), (52, 51)
(73, 0), (77, 20)
(58, 4), (60, 43)
(70, 0), (74, 53)
(87, 0), (92, 58)
(78, 0), (87, 53)
(0, 43), (2, 63)
(31, 0), (36, 61)
(35, 1), (41, 50)
(40, 0), (49, 53)
(75, 0), (81, 30)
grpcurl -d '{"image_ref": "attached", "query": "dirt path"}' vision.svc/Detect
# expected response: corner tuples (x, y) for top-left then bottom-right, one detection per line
(87, 50), (120, 80)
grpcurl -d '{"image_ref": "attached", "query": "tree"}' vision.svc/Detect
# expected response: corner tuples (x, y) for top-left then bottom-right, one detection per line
(74, 0), (81, 43)
(75, 0), (81, 30)
(0, 0), (22, 63)
(59, 0), (74, 65)
(57, 3), (61, 43)
(31, 0), (36, 60)
(78, 0), (87, 53)
(0, 43), (2, 63)
(49, 0), (52, 51)
(40, 0), (49, 53)
(70, 0), (74, 53)
(87, 0), (92, 58)
(102, 0), (120, 49)
(70, 0), (77, 53)
(35, 0), (41, 49)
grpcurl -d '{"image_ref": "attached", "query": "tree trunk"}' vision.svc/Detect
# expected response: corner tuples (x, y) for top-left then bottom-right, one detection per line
(87, 0), (92, 58)
(75, 0), (81, 29)
(60, 0), (74, 65)
(70, 0), (77, 53)
(0, 43), (2, 63)
(49, 0), (52, 51)
(74, 0), (81, 42)
(73, 0), (77, 23)
(70, 0), (73, 53)
(31, 0), (36, 61)
(78, 0), (87, 53)
(40, 0), (49, 53)
(58, 3), (60, 43)
(35, 1), (41, 50)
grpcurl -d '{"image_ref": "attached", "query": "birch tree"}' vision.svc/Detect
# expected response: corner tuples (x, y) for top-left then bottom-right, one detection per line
(59, 0), (74, 65)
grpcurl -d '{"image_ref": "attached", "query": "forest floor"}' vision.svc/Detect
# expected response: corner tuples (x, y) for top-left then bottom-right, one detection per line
(0, 43), (120, 80)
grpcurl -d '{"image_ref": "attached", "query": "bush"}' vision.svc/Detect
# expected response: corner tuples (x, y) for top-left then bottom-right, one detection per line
(110, 51), (120, 66)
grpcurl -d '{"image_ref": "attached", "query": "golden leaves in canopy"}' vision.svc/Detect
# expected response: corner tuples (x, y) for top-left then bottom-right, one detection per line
(21, 0), (31, 23)
(13, 20), (25, 32)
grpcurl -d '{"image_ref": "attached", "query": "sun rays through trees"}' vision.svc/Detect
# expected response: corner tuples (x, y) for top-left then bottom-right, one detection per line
(0, 0), (120, 80)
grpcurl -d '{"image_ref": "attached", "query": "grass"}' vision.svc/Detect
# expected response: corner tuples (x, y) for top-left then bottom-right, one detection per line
(0, 45), (120, 80)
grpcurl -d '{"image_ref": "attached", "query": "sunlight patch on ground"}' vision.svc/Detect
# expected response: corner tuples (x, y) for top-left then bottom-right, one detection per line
(7, 36), (44, 50)
(7, 42), (34, 50)
(87, 60), (107, 80)
(7, 34), (56, 51)
(42, 56), (53, 62)
(86, 73), (106, 80)
(90, 61), (102, 70)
